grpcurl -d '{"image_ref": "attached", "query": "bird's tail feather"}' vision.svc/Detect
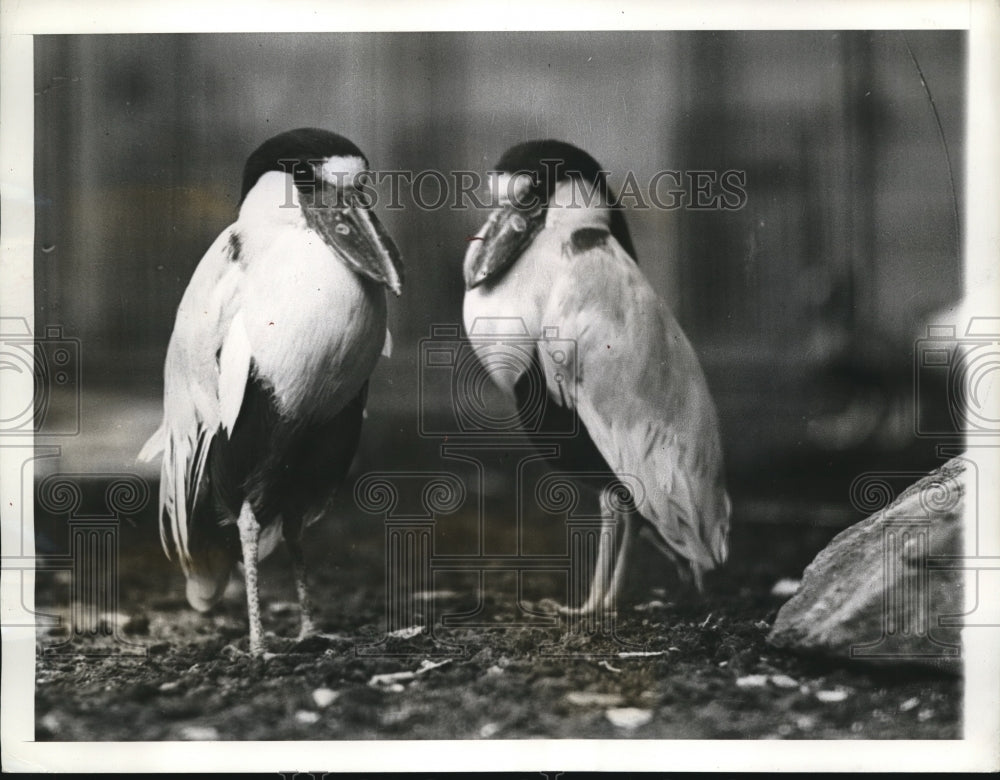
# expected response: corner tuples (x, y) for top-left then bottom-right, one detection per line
(185, 545), (237, 612)
(650, 471), (731, 591)
(138, 423), (166, 462)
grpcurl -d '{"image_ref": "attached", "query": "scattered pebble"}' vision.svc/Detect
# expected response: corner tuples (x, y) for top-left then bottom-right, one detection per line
(385, 683), (405, 693)
(816, 689), (849, 703)
(416, 659), (452, 675)
(754, 620), (770, 630)
(769, 674), (798, 689)
(796, 715), (816, 731)
(295, 710), (320, 724)
(369, 658), (451, 688)
(770, 578), (801, 598)
(486, 665), (504, 676)
(388, 626), (424, 639)
(158, 681), (181, 693)
(566, 691), (626, 707)
(605, 707), (652, 730)
(311, 688), (338, 708)
(736, 674), (769, 688)
(266, 601), (297, 615)
(370, 670), (416, 687)
(667, 647), (681, 652)
(899, 697), (920, 712)
(633, 600), (665, 612)
(718, 661), (728, 668)
(178, 725), (219, 740)
(777, 723), (794, 736)
(40, 713), (60, 734)
(918, 708), (935, 722)
(850, 721), (864, 733)
(479, 722), (500, 738)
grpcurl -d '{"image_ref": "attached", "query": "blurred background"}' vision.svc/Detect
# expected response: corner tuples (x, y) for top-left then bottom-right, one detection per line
(32, 31), (965, 584)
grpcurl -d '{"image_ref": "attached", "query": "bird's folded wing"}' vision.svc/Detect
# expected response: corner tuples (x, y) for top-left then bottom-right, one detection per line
(538, 236), (730, 571)
(148, 226), (248, 572)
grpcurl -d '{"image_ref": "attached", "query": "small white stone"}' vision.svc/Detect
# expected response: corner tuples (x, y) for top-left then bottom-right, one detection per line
(605, 707), (653, 730)
(736, 674), (769, 688)
(816, 689), (849, 703)
(178, 725), (219, 740)
(769, 674), (798, 689)
(158, 681), (181, 692)
(770, 578), (801, 598)
(311, 688), (338, 708)
(416, 658), (452, 674)
(40, 713), (60, 733)
(295, 710), (320, 724)
(566, 691), (626, 707)
(479, 722), (500, 738)
(388, 625), (424, 639)
(899, 696), (920, 712)
(369, 671), (416, 687)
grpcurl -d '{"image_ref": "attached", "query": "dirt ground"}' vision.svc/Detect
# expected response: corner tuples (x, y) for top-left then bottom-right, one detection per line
(34, 487), (961, 742)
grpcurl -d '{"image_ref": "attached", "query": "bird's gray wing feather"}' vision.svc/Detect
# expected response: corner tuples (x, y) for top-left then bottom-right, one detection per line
(139, 225), (248, 575)
(538, 237), (730, 575)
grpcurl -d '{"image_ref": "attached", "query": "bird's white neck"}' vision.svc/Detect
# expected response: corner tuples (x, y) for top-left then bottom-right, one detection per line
(543, 179), (612, 232)
(239, 171), (305, 226)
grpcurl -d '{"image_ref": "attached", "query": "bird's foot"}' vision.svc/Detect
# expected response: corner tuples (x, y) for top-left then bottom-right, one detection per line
(557, 599), (619, 618)
(221, 637), (278, 662)
(291, 628), (348, 654)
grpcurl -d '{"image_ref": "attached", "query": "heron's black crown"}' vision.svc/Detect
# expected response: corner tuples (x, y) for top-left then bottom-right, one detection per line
(240, 128), (368, 204)
(495, 139), (609, 203)
(496, 139), (637, 261)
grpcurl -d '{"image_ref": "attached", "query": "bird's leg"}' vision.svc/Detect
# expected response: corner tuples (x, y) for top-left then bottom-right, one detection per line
(604, 507), (637, 612)
(283, 530), (317, 639)
(236, 501), (265, 657)
(573, 486), (620, 616)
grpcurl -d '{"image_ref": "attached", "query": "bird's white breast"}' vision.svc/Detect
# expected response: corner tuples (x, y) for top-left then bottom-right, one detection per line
(237, 201), (386, 419)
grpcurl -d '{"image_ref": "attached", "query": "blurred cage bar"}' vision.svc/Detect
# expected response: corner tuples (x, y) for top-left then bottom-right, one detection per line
(32, 31), (965, 488)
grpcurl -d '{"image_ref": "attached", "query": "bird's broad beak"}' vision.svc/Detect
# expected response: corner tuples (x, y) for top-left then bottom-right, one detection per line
(303, 196), (404, 296)
(464, 203), (545, 290)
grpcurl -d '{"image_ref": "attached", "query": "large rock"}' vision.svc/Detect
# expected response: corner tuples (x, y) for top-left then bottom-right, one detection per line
(768, 457), (965, 673)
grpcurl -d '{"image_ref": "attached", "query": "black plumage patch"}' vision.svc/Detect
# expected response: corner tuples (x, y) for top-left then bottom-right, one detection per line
(494, 139), (638, 262)
(227, 231), (242, 263)
(569, 227), (610, 255)
(239, 127), (368, 205)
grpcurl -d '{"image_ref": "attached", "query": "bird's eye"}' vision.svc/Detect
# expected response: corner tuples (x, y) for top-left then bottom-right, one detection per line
(335, 223), (351, 235)
(510, 215), (527, 232)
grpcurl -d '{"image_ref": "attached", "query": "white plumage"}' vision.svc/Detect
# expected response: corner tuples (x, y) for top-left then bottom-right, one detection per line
(141, 129), (402, 655)
(463, 140), (730, 612)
